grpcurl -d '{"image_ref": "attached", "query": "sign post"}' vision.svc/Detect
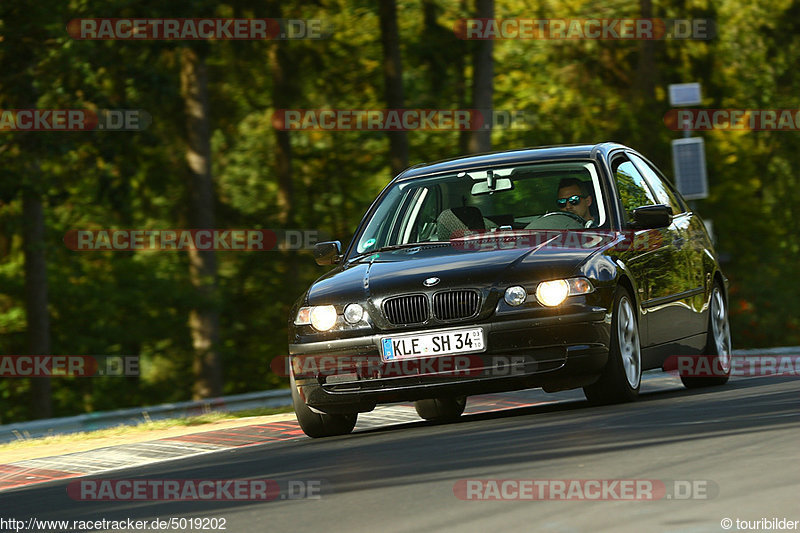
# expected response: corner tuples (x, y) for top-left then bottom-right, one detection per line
(668, 82), (708, 202)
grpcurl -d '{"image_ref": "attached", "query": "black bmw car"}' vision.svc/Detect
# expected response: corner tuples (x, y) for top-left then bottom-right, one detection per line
(287, 142), (732, 437)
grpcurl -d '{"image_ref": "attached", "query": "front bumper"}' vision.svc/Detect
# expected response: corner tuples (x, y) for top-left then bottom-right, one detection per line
(289, 309), (610, 414)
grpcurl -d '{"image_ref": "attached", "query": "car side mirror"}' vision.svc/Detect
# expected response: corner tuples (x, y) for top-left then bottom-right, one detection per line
(314, 241), (342, 265)
(631, 204), (672, 229)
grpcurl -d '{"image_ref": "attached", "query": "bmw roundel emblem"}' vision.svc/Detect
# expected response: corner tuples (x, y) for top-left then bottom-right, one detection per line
(423, 277), (440, 287)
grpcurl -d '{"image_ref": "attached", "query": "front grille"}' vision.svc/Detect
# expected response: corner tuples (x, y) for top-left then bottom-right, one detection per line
(382, 294), (429, 325)
(433, 290), (480, 320)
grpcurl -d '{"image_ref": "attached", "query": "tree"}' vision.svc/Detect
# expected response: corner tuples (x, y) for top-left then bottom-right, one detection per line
(23, 177), (52, 418)
(379, 0), (409, 176)
(468, 0), (494, 154)
(0, 0), (58, 419)
(181, 45), (223, 399)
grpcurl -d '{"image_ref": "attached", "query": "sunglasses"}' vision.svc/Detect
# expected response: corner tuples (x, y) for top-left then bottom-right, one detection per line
(556, 194), (586, 208)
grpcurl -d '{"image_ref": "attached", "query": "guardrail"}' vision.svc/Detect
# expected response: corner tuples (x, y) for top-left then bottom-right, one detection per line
(0, 389), (292, 444)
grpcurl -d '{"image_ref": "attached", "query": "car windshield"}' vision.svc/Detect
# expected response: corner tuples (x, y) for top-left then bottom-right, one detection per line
(352, 160), (608, 256)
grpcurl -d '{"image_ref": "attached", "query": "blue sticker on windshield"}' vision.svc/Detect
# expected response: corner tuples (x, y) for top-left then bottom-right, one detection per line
(364, 238), (376, 248)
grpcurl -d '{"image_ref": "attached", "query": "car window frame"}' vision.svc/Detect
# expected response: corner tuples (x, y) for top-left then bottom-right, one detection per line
(626, 151), (688, 215)
(390, 185), (428, 245)
(642, 155), (689, 213)
(401, 184), (442, 243)
(608, 152), (660, 227)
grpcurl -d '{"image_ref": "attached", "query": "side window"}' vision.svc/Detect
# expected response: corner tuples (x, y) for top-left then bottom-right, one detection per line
(628, 153), (683, 214)
(611, 155), (657, 224)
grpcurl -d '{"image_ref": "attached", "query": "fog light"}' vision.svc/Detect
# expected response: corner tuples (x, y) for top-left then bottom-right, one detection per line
(343, 303), (364, 324)
(504, 286), (527, 306)
(310, 305), (337, 331)
(536, 280), (570, 307)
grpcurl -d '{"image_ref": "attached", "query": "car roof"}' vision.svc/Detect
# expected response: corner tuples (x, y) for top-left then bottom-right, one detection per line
(397, 142), (627, 180)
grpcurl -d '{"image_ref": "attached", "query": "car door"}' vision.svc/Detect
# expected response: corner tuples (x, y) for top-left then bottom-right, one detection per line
(609, 152), (692, 351)
(628, 152), (707, 339)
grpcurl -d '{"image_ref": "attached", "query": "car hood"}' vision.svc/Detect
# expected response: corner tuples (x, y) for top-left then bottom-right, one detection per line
(306, 231), (620, 304)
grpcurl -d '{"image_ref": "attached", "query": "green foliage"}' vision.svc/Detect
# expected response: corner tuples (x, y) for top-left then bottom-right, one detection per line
(1, 0), (799, 422)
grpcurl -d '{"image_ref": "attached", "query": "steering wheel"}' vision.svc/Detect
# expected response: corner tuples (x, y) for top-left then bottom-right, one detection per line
(541, 211), (588, 226)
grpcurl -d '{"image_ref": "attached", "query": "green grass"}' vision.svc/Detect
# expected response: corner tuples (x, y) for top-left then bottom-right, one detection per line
(0, 405), (294, 451)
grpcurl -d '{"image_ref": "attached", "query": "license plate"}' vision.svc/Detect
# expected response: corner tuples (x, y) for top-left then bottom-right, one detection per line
(381, 328), (485, 361)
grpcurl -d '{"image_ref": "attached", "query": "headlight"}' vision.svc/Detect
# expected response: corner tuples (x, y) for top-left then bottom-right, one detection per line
(504, 286), (527, 306)
(295, 305), (338, 331)
(535, 277), (594, 307)
(343, 303), (365, 324)
(535, 280), (570, 307)
(310, 305), (338, 331)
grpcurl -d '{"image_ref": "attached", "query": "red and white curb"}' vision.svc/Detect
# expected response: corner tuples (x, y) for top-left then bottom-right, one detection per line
(0, 394), (547, 493)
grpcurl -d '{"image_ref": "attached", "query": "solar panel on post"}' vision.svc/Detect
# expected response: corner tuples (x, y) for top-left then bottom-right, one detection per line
(671, 137), (709, 200)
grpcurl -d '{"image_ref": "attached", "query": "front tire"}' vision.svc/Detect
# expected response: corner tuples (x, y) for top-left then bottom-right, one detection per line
(414, 396), (467, 421)
(291, 372), (357, 438)
(681, 282), (732, 388)
(583, 287), (642, 404)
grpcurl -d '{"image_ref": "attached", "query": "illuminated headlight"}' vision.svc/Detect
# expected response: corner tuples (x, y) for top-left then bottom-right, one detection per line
(535, 277), (594, 307)
(504, 286), (527, 306)
(295, 305), (338, 331)
(343, 303), (365, 324)
(310, 306), (338, 331)
(535, 280), (570, 307)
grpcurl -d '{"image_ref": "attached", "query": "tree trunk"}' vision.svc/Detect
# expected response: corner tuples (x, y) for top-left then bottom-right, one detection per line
(637, 0), (656, 101)
(457, 0), (471, 154)
(379, 0), (409, 176)
(636, 0), (657, 155)
(269, 45), (295, 228)
(422, 0), (445, 97)
(180, 46), (222, 399)
(268, 36), (300, 297)
(468, 0), (494, 154)
(22, 187), (52, 418)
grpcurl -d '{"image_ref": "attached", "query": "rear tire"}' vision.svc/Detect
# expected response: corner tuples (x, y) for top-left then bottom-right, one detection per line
(414, 396), (467, 421)
(583, 287), (642, 405)
(681, 282), (732, 388)
(291, 372), (357, 438)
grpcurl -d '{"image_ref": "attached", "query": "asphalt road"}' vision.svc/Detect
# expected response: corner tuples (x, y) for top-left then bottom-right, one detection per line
(3, 375), (799, 533)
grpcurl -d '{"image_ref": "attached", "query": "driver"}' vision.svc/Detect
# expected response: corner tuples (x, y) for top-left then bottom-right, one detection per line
(556, 178), (596, 226)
